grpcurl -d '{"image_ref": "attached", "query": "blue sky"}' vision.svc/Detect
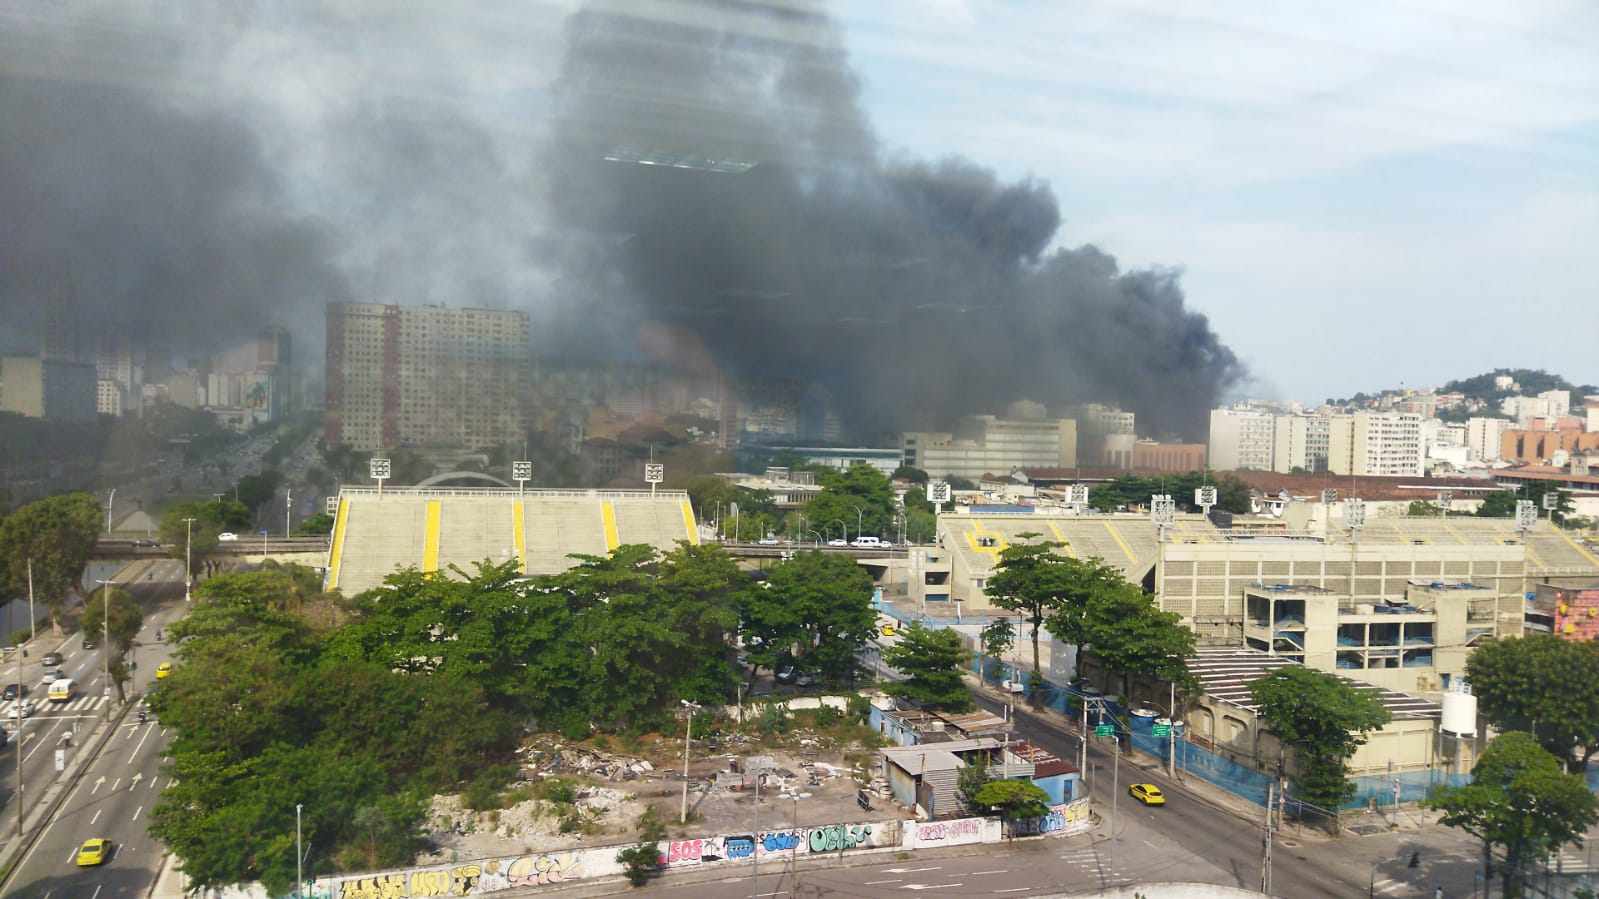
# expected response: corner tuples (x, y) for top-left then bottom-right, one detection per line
(834, 1), (1599, 404)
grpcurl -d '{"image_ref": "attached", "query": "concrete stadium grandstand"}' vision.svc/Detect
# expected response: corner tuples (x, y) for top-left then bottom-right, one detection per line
(324, 487), (699, 596)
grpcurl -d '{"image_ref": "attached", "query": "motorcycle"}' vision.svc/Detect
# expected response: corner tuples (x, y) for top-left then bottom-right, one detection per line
(138, 709), (147, 724)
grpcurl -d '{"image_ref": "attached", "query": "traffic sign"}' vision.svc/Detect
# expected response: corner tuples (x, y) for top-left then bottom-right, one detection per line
(1152, 724), (1171, 736)
(1094, 724), (1114, 737)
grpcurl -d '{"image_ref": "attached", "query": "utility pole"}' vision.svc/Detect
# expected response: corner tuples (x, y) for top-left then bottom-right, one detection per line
(1261, 780), (1275, 895)
(680, 701), (699, 824)
(183, 517), (196, 602)
(296, 803), (304, 899)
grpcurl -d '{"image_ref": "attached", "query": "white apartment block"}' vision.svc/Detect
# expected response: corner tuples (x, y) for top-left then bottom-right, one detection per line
(96, 379), (124, 416)
(1078, 403), (1135, 436)
(325, 302), (529, 452)
(1350, 412), (1424, 477)
(1271, 414), (1341, 474)
(903, 415), (1077, 480)
(1209, 407), (1277, 471)
(1467, 417), (1508, 463)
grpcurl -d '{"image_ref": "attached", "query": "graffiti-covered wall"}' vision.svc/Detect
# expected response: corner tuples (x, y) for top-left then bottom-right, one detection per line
(327, 820), (898, 898)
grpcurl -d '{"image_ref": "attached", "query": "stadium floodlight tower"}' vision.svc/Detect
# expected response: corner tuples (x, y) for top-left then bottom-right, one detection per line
(1194, 485), (1218, 519)
(1344, 498), (1366, 541)
(1150, 494), (1176, 542)
(369, 456), (391, 498)
(1321, 487), (1338, 507)
(512, 460), (531, 497)
(644, 462), (664, 498)
(1437, 489), (1452, 519)
(1542, 489), (1561, 521)
(1069, 483), (1090, 513)
(1516, 499), (1538, 538)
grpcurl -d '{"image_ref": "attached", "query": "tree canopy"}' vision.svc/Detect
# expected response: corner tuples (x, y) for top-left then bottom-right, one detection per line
(804, 464), (897, 541)
(881, 621), (972, 711)
(0, 493), (103, 631)
(987, 543), (1123, 692)
(1247, 667), (1392, 816)
(82, 585), (143, 703)
(1076, 581), (1197, 699)
(742, 550), (875, 682)
(1465, 635), (1599, 768)
(1082, 472), (1251, 515)
(1427, 731), (1599, 896)
(972, 779), (1053, 837)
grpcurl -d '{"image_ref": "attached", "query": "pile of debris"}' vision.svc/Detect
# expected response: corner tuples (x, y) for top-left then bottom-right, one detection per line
(521, 739), (658, 783)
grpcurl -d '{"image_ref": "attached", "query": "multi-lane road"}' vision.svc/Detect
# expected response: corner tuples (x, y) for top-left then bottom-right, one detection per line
(1, 563), (185, 899)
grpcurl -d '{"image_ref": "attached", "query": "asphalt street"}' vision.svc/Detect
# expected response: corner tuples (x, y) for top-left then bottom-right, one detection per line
(1, 565), (184, 899)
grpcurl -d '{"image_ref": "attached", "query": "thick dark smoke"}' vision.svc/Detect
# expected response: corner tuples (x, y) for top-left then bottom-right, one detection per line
(0, 27), (345, 358)
(0, 1), (1243, 442)
(545, 0), (1243, 439)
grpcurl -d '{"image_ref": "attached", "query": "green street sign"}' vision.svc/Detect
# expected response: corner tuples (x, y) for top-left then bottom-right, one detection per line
(1094, 724), (1114, 737)
(1153, 724), (1171, 736)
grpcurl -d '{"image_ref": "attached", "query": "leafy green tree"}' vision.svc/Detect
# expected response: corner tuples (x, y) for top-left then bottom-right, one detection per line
(972, 779), (1052, 838)
(1247, 667), (1392, 819)
(232, 470), (282, 513)
(159, 499), (251, 580)
(892, 465), (929, 484)
(1465, 635), (1599, 769)
(1077, 582), (1196, 700)
(904, 507), (937, 544)
(1406, 499), (1443, 517)
(805, 463), (897, 539)
(957, 755), (990, 811)
(81, 585), (143, 704)
(1084, 472), (1251, 514)
(980, 616), (1016, 675)
(1476, 484), (1574, 525)
(1428, 732), (1599, 897)
(293, 512), (335, 536)
(987, 543), (1123, 696)
(881, 621), (972, 711)
(746, 550), (875, 681)
(0, 493), (103, 632)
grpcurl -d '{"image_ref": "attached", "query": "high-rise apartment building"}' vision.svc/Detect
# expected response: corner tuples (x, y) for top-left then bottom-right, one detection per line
(1467, 417), (1508, 463)
(1349, 412), (1424, 476)
(325, 302), (529, 451)
(1208, 407), (1276, 471)
(0, 355), (97, 421)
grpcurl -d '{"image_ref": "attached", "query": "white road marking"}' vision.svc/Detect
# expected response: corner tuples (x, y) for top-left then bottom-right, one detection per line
(994, 889), (1031, 894)
(971, 869), (1008, 875)
(903, 883), (963, 891)
(865, 879), (904, 885)
(91, 808), (102, 825)
(132, 805), (143, 821)
(111, 777), (122, 791)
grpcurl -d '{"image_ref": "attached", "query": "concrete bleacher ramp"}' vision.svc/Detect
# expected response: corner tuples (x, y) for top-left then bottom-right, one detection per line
(325, 487), (699, 597)
(940, 512), (1172, 583)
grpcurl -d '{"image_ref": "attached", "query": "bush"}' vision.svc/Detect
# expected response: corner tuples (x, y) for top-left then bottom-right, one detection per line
(462, 763), (518, 811)
(535, 776), (577, 805)
(616, 843), (660, 887)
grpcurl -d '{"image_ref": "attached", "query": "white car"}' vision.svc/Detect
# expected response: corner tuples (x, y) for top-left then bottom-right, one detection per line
(40, 668), (64, 685)
(757, 536), (781, 546)
(217, 532), (239, 542)
(827, 538), (848, 547)
(8, 700), (33, 719)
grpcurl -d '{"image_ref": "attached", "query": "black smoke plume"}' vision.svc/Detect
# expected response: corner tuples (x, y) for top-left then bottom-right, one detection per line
(544, 0), (1243, 440)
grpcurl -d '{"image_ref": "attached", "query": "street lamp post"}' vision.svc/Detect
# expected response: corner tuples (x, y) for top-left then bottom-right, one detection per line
(834, 519), (847, 545)
(286, 488), (293, 537)
(106, 488), (116, 534)
(183, 517), (196, 602)
(853, 506), (863, 542)
(297, 803), (304, 899)
(680, 700), (700, 824)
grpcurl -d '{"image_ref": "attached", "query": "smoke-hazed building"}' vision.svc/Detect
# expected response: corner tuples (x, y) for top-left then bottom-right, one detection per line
(203, 327), (294, 432)
(325, 302), (528, 451)
(0, 354), (97, 421)
(1209, 407), (1277, 471)
(903, 415), (1077, 480)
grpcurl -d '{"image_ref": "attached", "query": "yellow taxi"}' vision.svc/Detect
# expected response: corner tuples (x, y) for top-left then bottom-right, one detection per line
(155, 662), (172, 680)
(77, 837), (111, 866)
(1129, 783), (1166, 806)
(880, 624), (896, 637)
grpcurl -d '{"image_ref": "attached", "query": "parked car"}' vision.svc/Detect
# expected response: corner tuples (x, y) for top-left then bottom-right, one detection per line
(775, 664), (798, 684)
(795, 669), (819, 687)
